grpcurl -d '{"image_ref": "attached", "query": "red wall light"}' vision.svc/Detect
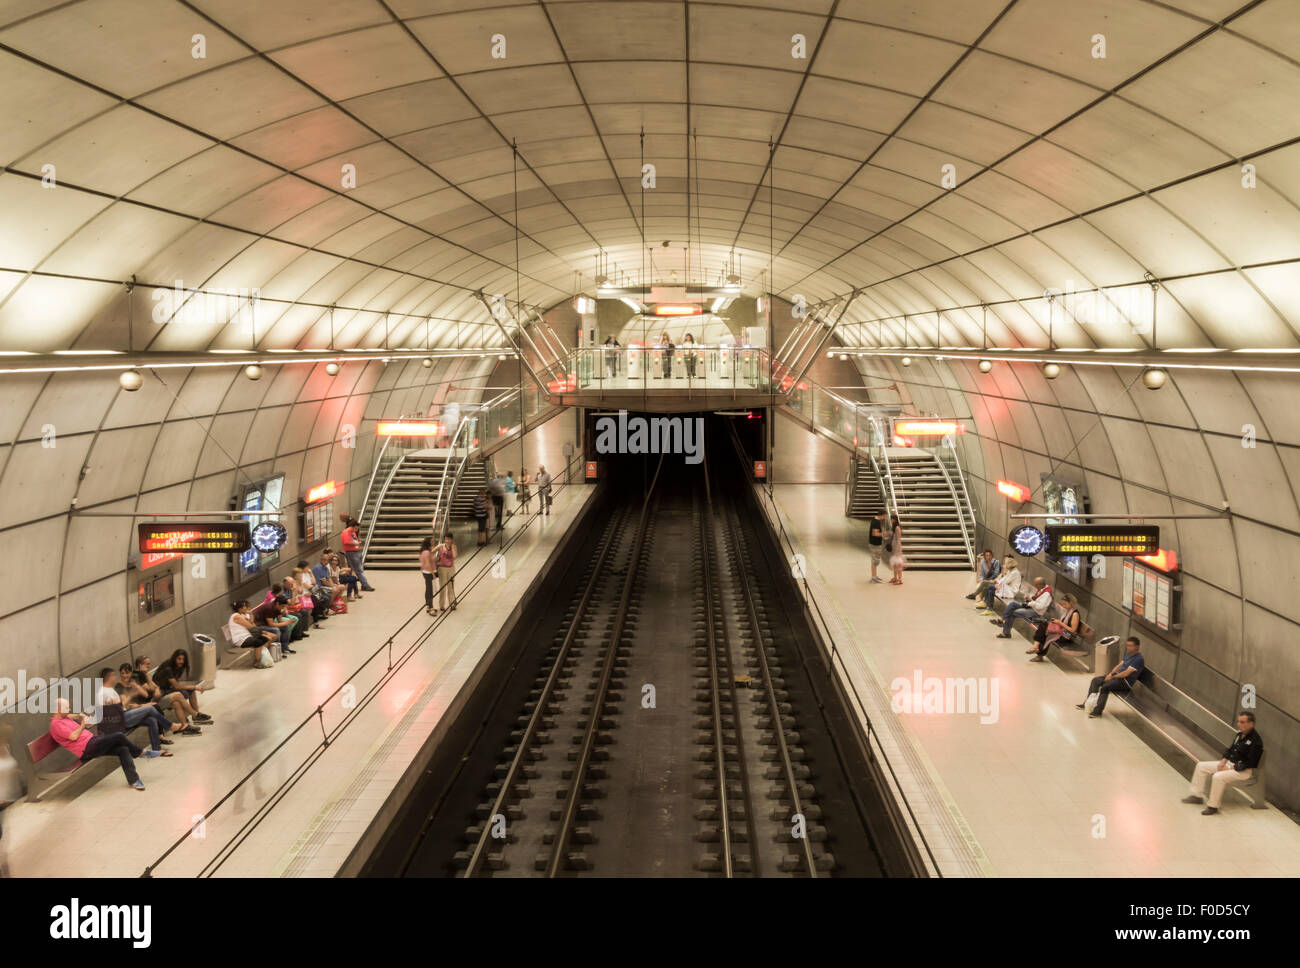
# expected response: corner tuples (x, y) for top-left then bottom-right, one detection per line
(893, 419), (966, 436)
(1136, 548), (1178, 573)
(305, 480), (344, 504)
(996, 479), (1031, 503)
(652, 304), (703, 316)
(377, 421), (441, 436)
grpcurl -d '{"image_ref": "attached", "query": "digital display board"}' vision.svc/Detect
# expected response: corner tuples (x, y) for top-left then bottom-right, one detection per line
(138, 522), (250, 553)
(1046, 524), (1159, 556)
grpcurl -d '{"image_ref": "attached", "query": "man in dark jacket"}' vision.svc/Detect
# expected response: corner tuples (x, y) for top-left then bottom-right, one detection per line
(1182, 712), (1264, 815)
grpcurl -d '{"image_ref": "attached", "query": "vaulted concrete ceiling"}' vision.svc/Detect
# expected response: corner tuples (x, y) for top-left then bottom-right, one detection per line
(1, 0), (1297, 355)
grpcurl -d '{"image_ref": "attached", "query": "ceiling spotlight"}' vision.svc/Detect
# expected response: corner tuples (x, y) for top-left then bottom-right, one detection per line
(838, 353), (848, 361)
(901, 356), (912, 367)
(325, 362), (340, 376)
(725, 273), (741, 288)
(1142, 367), (1168, 390)
(498, 354), (507, 361)
(978, 359), (993, 373)
(826, 350), (834, 358)
(244, 364), (263, 381)
(118, 369), (143, 392)
(422, 357), (433, 368)
(1042, 362), (1061, 379)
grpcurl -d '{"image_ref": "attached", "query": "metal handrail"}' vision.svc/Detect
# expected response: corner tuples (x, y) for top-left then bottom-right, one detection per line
(362, 453), (411, 558)
(928, 444), (976, 567)
(942, 437), (978, 564)
(358, 411), (421, 523)
(870, 416), (901, 518)
(429, 416), (476, 541)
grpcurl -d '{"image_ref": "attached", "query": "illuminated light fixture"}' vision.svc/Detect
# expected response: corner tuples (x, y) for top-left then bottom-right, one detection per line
(210, 349), (253, 354)
(894, 419), (966, 436)
(1141, 367), (1168, 390)
(305, 480), (345, 504)
(377, 421), (442, 436)
(653, 304), (702, 316)
(901, 356), (912, 366)
(119, 369), (143, 392)
(1042, 362), (1061, 379)
(0, 351), (35, 356)
(711, 297), (724, 313)
(838, 353), (848, 361)
(325, 362), (340, 375)
(826, 350), (834, 358)
(1164, 348), (1221, 354)
(266, 348), (300, 353)
(978, 359), (993, 373)
(1136, 548), (1179, 573)
(244, 364), (263, 381)
(1094, 348), (1140, 353)
(892, 435), (914, 447)
(1233, 347), (1300, 353)
(997, 479), (1031, 503)
(620, 297), (643, 313)
(54, 349), (122, 355)
(422, 357), (433, 368)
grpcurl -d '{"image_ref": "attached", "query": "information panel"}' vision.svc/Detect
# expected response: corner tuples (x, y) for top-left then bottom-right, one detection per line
(1046, 524), (1159, 556)
(1122, 558), (1177, 632)
(138, 522), (250, 553)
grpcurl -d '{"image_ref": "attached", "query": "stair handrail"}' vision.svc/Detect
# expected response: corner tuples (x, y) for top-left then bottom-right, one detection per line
(362, 452), (411, 559)
(927, 442), (976, 567)
(358, 411), (421, 524)
(870, 415), (901, 519)
(429, 414), (477, 542)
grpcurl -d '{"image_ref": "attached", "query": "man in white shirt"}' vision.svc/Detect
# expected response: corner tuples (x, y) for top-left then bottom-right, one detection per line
(978, 557), (1021, 613)
(993, 577), (1052, 638)
(96, 668), (173, 755)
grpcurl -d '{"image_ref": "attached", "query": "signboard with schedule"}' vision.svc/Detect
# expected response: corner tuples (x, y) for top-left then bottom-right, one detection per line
(1122, 558), (1178, 632)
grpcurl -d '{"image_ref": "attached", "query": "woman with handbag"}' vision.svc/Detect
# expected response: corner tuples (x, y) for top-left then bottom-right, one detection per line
(1029, 594), (1081, 661)
(887, 513), (907, 585)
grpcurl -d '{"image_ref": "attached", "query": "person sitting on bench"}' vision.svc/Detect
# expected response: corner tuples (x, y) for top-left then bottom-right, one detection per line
(1076, 636), (1144, 717)
(151, 650), (211, 724)
(49, 698), (151, 790)
(97, 669), (174, 753)
(1182, 712), (1264, 815)
(132, 658), (203, 734)
(1028, 594), (1081, 661)
(967, 549), (1001, 601)
(993, 577), (1052, 638)
(978, 556), (1020, 614)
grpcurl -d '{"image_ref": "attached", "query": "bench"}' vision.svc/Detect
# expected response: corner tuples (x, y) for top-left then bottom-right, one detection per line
(23, 716), (149, 803)
(219, 623), (257, 670)
(1117, 665), (1267, 810)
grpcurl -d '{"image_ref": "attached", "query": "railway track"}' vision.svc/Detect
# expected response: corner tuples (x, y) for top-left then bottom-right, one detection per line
(387, 453), (896, 877)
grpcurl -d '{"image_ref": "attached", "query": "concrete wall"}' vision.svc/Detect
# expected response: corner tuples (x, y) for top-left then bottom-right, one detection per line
(858, 353), (1300, 811)
(0, 355), (491, 700)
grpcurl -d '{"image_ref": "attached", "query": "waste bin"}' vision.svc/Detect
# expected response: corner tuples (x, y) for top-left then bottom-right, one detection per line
(192, 633), (218, 688)
(1095, 635), (1120, 676)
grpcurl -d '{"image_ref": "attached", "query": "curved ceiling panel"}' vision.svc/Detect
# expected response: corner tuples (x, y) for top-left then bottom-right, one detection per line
(0, 0), (1295, 355)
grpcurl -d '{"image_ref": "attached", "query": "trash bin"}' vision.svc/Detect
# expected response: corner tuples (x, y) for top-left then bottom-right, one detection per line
(1095, 635), (1120, 676)
(192, 633), (218, 688)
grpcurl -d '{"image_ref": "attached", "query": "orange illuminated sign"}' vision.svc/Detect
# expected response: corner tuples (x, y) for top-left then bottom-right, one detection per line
(997, 479), (1031, 503)
(305, 480), (344, 504)
(377, 421), (441, 436)
(586, 461), (599, 479)
(138, 522), (250, 554)
(1136, 548), (1178, 573)
(652, 304), (703, 316)
(893, 419), (966, 436)
(754, 460), (767, 479)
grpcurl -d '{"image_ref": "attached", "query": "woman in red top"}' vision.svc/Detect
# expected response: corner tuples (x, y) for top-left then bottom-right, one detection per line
(339, 514), (376, 593)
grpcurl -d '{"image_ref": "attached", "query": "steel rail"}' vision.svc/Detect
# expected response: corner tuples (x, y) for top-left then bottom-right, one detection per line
(459, 500), (634, 877)
(720, 498), (819, 877)
(545, 456), (664, 877)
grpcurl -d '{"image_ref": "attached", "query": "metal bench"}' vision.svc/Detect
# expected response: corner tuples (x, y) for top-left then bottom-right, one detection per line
(1118, 666), (1267, 810)
(219, 623), (258, 670)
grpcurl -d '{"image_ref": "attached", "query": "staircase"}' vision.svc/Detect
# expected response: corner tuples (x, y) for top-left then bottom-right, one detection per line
(883, 449), (975, 569)
(846, 457), (885, 519)
(364, 453), (488, 569)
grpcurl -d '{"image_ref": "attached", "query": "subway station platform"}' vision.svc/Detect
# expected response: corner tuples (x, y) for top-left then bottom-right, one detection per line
(765, 484), (1300, 878)
(0, 485), (593, 878)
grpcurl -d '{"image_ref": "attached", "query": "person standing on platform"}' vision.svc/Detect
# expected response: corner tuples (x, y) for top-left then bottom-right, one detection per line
(536, 465), (553, 516)
(1076, 636), (1144, 717)
(340, 514), (376, 592)
(603, 335), (621, 379)
(436, 533), (458, 613)
(887, 513), (906, 585)
(473, 488), (491, 545)
(659, 332), (675, 379)
(488, 471), (506, 532)
(683, 333), (697, 380)
(1182, 712), (1264, 815)
(518, 468), (532, 513)
(419, 536), (437, 616)
(504, 470), (517, 519)
(868, 509), (887, 583)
